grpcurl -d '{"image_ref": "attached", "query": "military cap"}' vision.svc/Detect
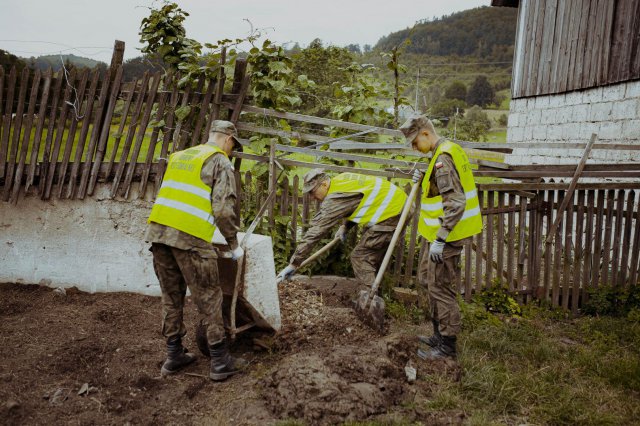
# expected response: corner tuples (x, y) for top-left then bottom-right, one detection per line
(302, 168), (328, 194)
(399, 115), (431, 146)
(210, 120), (242, 149)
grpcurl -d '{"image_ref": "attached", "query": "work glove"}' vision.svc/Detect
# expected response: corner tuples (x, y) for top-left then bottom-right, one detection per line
(334, 224), (348, 243)
(412, 169), (424, 184)
(276, 265), (296, 284)
(231, 246), (244, 261)
(429, 239), (445, 264)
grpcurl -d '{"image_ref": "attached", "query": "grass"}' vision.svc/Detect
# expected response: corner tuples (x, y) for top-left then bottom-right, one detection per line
(417, 304), (640, 425)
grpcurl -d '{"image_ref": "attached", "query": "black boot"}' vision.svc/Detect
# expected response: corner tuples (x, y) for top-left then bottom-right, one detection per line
(209, 340), (246, 381)
(417, 335), (457, 361)
(161, 336), (196, 376)
(418, 320), (442, 348)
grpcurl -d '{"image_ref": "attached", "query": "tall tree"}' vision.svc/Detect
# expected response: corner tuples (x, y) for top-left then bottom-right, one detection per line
(466, 75), (494, 108)
(444, 80), (467, 102)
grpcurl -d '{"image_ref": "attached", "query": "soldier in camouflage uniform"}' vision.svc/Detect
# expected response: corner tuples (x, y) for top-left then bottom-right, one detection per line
(276, 170), (407, 298)
(146, 120), (245, 380)
(400, 115), (483, 360)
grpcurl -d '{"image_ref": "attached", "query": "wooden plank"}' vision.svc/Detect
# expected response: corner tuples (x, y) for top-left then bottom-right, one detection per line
(2, 67), (30, 201)
(528, 0), (545, 95)
(601, 190), (616, 286)
(571, 190), (585, 314)
(538, 0), (558, 94)
(609, 190), (626, 286)
(475, 191), (485, 291)
(87, 66), (124, 196)
(529, 194), (543, 300)
(56, 69), (89, 198)
(104, 68), (144, 197)
(618, 190), (636, 287)
(10, 69), (42, 203)
(171, 81), (192, 153)
(631, 0), (640, 77)
(582, 190), (595, 301)
(211, 47), (226, 121)
(122, 73), (161, 198)
(229, 103), (403, 138)
(139, 86), (169, 199)
(184, 75), (205, 149)
(479, 182), (640, 191)
(268, 141), (276, 227)
(523, 0), (538, 96)
(542, 190), (555, 300)
(593, 0), (613, 86)
(0, 66), (17, 179)
(105, 77), (136, 179)
(43, 69), (75, 200)
(571, 0), (592, 91)
(154, 77), (180, 195)
(563, 0), (581, 92)
(0, 67), (4, 136)
(507, 194), (516, 291)
(291, 175), (299, 246)
(404, 185), (421, 285)
(192, 76), (215, 145)
(77, 70), (111, 199)
(26, 68), (53, 193)
(477, 170), (640, 179)
(591, 190), (606, 288)
(627, 193), (640, 287)
(66, 70), (101, 199)
(581, 0), (598, 88)
(485, 191), (495, 288)
(516, 197), (527, 290)
(37, 70), (64, 197)
(605, 0), (624, 83)
(549, 0), (567, 94)
(551, 190), (565, 306)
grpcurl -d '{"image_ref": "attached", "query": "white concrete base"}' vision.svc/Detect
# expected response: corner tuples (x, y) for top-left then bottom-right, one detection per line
(0, 184), (280, 331)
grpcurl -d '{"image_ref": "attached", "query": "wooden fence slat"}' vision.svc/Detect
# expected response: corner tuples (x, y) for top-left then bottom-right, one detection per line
(485, 191), (495, 288)
(139, 86), (169, 199)
(172, 82), (193, 153)
(582, 190), (595, 302)
(105, 78), (137, 179)
(77, 69), (111, 199)
(542, 190), (555, 299)
(10, 69), (42, 203)
(561, 195), (574, 310)
(601, 190), (616, 286)
(475, 191), (485, 292)
(572, 190), (585, 314)
(591, 190), (606, 288)
(609, 189), (626, 285)
(618, 190), (636, 287)
(507, 194), (516, 291)
(38, 71), (64, 197)
(517, 198), (527, 290)
(3, 67), (30, 201)
(496, 192), (505, 285)
(404, 185), (422, 285)
(154, 79), (180, 194)
(108, 70), (146, 198)
(192, 77), (215, 146)
(211, 47), (226, 122)
(26, 68), (52, 193)
(44, 69), (77, 200)
(627, 192), (640, 286)
(183, 75), (205, 150)
(291, 175), (299, 246)
(56, 69), (89, 199)
(66, 70), (101, 199)
(464, 240), (472, 301)
(552, 190), (565, 306)
(0, 66), (17, 179)
(0, 67), (4, 138)
(122, 73), (161, 199)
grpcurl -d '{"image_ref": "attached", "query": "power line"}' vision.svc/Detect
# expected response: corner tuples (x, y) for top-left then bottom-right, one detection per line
(417, 61), (512, 66)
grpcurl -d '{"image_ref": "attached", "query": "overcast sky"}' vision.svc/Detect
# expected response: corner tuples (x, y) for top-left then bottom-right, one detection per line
(1, 0), (489, 63)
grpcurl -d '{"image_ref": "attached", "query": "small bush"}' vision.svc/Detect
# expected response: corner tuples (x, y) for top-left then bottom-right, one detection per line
(474, 280), (522, 316)
(582, 284), (640, 317)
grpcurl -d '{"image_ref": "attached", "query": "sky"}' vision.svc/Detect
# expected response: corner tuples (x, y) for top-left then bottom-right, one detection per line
(0, 0), (489, 63)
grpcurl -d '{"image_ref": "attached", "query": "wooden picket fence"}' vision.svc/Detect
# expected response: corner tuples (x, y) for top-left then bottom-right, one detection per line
(1, 41), (639, 312)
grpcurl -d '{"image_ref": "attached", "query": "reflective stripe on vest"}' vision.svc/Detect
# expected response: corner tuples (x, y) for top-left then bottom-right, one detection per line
(418, 141), (483, 242)
(327, 173), (407, 226)
(148, 144), (228, 242)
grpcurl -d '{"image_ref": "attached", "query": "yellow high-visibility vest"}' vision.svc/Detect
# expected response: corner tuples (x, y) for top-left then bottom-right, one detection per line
(327, 173), (407, 226)
(418, 140), (483, 242)
(148, 144), (228, 242)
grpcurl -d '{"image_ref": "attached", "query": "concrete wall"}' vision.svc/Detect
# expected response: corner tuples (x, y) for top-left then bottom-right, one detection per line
(506, 80), (640, 165)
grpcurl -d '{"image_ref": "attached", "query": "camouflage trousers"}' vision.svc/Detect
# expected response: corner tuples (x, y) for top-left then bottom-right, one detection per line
(151, 243), (225, 345)
(350, 223), (397, 291)
(417, 240), (465, 336)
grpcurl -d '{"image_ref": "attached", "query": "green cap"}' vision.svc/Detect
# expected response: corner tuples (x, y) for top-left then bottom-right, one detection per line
(399, 115), (431, 146)
(302, 168), (328, 194)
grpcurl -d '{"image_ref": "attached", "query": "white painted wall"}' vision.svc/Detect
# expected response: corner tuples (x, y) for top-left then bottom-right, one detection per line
(0, 184), (280, 330)
(506, 80), (640, 165)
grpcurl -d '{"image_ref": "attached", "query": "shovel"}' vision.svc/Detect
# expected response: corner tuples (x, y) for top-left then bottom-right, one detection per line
(276, 236), (342, 284)
(354, 181), (421, 333)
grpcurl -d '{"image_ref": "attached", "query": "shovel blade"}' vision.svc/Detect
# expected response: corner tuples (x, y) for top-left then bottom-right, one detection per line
(354, 290), (386, 334)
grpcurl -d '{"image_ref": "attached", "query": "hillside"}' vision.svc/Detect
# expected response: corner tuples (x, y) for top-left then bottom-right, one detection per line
(375, 6), (517, 61)
(26, 54), (105, 71)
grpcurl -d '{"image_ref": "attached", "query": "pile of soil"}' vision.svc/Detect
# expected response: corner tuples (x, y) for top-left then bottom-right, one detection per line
(0, 277), (462, 425)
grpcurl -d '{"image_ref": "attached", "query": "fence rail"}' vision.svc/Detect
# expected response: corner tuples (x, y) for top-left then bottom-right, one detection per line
(1, 42), (639, 311)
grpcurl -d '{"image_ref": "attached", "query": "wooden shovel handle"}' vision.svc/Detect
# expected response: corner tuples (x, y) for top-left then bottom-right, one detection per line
(298, 237), (341, 270)
(367, 181), (421, 301)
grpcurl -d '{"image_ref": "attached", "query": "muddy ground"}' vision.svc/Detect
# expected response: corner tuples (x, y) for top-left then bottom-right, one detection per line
(0, 277), (462, 425)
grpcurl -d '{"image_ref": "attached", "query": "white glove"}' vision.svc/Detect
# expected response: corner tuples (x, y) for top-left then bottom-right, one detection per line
(231, 246), (244, 261)
(412, 169), (424, 184)
(429, 239), (445, 264)
(334, 224), (347, 243)
(276, 265), (296, 284)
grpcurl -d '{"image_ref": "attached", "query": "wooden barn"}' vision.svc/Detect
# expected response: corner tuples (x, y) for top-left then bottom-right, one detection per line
(492, 0), (640, 165)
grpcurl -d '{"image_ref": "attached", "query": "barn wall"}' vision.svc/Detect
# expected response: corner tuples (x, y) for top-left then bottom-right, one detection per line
(507, 80), (640, 164)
